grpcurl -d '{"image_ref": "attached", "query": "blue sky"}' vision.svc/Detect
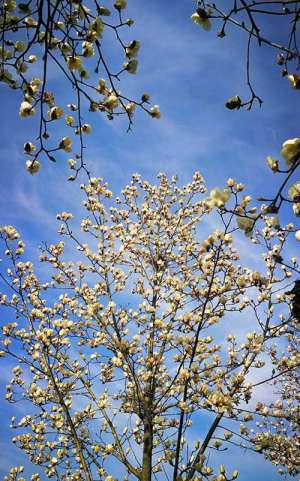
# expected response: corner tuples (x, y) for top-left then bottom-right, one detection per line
(0, 0), (299, 479)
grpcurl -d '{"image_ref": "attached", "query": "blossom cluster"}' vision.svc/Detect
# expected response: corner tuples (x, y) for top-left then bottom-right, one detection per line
(0, 173), (299, 480)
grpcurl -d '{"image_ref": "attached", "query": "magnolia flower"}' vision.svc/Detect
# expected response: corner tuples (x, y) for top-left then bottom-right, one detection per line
(98, 6), (111, 15)
(114, 0), (127, 9)
(293, 203), (300, 216)
(82, 41), (94, 57)
(24, 142), (35, 153)
(89, 18), (104, 37)
(59, 136), (72, 152)
(191, 8), (212, 31)
(98, 78), (106, 93)
(26, 159), (40, 174)
(287, 74), (300, 89)
(81, 123), (92, 134)
(15, 41), (26, 52)
(295, 230), (300, 241)
(125, 102), (136, 115)
(19, 101), (35, 117)
(48, 106), (63, 120)
(4, 0), (16, 12)
(126, 40), (141, 58)
(68, 159), (76, 169)
(149, 105), (161, 119)
(65, 115), (74, 126)
(104, 94), (119, 109)
(207, 187), (230, 208)
(28, 55), (37, 63)
(236, 215), (255, 234)
(266, 156), (279, 172)
(281, 138), (300, 167)
(1, 225), (19, 240)
(124, 59), (138, 74)
(61, 42), (72, 55)
(288, 182), (300, 201)
(24, 16), (38, 27)
(226, 96), (242, 110)
(67, 56), (82, 71)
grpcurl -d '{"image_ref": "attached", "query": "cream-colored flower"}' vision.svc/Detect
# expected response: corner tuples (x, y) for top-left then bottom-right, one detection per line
(295, 230), (300, 241)
(104, 94), (119, 110)
(125, 102), (136, 115)
(114, 0), (127, 9)
(24, 142), (35, 153)
(126, 40), (140, 58)
(293, 203), (300, 216)
(26, 159), (40, 174)
(225, 96), (242, 110)
(266, 156), (279, 172)
(1, 225), (19, 240)
(15, 41), (26, 52)
(287, 74), (300, 89)
(236, 215), (255, 234)
(124, 59), (138, 74)
(89, 18), (104, 37)
(65, 115), (74, 126)
(19, 101), (35, 117)
(281, 138), (300, 167)
(81, 123), (92, 134)
(207, 187), (230, 208)
(48, 106), (63, 120)
(67, 56), (82, 71)
(97, 78), (106, 93)
(191, 9), (212, 31)
(288, 182), (300, 201)
(82, 41), (94, 57)
(149, 105), (161, 119)
(59, 136), (72, 152)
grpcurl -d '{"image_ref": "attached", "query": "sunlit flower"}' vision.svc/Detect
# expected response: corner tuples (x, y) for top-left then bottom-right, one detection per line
(281, 138), (300, 167)
(191, 8), (212, 31)
(104, 94), (119, 109)
(81, 123), (92, 134)
(24, 142), (35, 153)
(48, 106), (63, 120)
(59, 136), (72, 152)
(114, 0), (127, 10)
(26, 159), (40, 174)
(124, 59), (138, 74)
(293, 203), (300, 216)
(287, 74), (300, 89)
(82, 41), (94, 57)
(67, 56), (82, 71)
(266, 156), (279, 172)
(288, 182), (300, 201)
(225, 96), (242, 110)
(126, 40), (140, 58)
(207, 187), (230, 208)
(236, 215), (255, 234)
(19, 101), (35, 117)
(149, 105), (161, 119)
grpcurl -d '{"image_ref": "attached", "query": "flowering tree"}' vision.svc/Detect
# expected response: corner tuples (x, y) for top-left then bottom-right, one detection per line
(0, 0), (160, 176)
(1, 173), (299, 481)
(190, 0), (300, 110)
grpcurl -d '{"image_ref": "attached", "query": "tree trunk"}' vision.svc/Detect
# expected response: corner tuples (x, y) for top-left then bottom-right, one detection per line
(141, 417), (153, 481)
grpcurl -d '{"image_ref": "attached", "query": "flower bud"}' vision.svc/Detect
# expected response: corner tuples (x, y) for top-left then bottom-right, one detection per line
(287, 74), (300, 89)
(226, 96), (242, 110)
